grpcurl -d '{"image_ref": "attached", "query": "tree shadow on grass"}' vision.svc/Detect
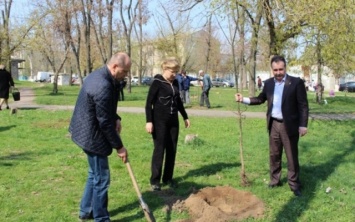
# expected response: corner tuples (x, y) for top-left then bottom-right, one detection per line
(110, 162), (238, 222)
(273, 128), (355, 222)
(0, 151), (33, 167)
(0, 125), (16, 132)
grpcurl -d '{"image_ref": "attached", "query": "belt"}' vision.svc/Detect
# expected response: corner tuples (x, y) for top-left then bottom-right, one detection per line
(271, 117), (283, 123)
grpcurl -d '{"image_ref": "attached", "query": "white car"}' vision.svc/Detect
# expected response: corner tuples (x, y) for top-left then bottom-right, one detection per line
(131, 76), (139, 85)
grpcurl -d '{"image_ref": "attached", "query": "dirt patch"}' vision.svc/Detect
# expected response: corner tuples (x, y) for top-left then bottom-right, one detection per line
(172, 186), (264, 222)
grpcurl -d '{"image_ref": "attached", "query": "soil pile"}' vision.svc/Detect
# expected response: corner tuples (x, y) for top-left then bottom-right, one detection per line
(175, 186), (265, 222)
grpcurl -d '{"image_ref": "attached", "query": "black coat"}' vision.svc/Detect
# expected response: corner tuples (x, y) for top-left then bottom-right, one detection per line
(249, 75), (309, 137)
(0, 69), (14, 99)
(69, 66), (123, 156)
(145, 74), (188, 123)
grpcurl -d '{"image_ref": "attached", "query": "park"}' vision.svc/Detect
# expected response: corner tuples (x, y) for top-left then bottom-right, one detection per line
(1, 82), (354, 221)
(1, 0), (355, 221)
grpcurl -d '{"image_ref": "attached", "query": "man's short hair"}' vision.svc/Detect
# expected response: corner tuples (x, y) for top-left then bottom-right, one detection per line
(271, 55), (287, 66)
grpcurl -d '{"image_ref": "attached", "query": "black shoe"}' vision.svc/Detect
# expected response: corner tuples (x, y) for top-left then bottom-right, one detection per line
(268, 182), (282, 188)
(163, 180), (178, 188)
(151, 184), (161, 191)
(293, 189), (302, 197)
(6, 106), (9, 109)
(79, 212), (93, 221)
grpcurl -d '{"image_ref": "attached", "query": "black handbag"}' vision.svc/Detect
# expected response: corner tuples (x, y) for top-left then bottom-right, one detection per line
(12, 88), (20, 101)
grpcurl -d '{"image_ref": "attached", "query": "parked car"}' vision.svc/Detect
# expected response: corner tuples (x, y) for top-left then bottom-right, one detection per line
(211, 78), (224, 87)
(222, 79), (234, 87)
(211, 78), (234, 87)
(142, 76), (153, 85)
(339, 81), (355, 92)
(131, 76), (139, 85)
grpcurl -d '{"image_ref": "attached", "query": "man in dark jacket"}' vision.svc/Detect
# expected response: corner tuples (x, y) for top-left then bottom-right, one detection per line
(235, 55), (308, 197)
(69, 52), (131, 221)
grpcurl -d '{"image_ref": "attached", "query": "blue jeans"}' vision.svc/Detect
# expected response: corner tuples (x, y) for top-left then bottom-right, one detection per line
(80, 151), (111, 222)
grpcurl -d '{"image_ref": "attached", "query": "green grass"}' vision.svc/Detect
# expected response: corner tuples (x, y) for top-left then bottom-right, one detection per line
(16, 81), (355, 114)
(1, 109), (354, 221)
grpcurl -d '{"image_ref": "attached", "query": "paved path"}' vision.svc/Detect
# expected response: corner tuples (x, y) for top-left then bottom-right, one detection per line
(12, 87), (355, 120)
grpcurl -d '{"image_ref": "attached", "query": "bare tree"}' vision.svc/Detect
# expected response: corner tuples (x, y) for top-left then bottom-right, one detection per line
(33, 0), (72, 93)
(119, 0), (139, 93)
(89, 0), (114, 64)
(80, 0), (93, 75)
(238, 1), (263, 96)
(0, 0), (38, 75)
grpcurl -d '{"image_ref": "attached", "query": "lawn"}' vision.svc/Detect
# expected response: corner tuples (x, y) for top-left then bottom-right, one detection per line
(0, 108), (354, 221)
(14, 81), (355, 114)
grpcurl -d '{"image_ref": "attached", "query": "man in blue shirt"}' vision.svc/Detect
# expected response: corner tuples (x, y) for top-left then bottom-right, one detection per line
(181, 70), (198, 104)
(175, 72), (184, 103)
(199, 70), (212, 108)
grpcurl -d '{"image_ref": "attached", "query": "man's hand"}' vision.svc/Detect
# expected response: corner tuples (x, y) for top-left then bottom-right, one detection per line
(117, 147), (128, 163)
(299, 127), (307, 137)
(145, 122), (153, 134)
(235, 93), (243, 102)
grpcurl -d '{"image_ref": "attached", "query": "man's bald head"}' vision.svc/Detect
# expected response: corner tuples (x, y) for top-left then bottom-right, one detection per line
(108, 52), (131, 80)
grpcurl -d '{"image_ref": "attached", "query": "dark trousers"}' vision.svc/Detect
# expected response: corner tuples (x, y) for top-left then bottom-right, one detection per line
(200, 90), (210, 108)
(180, 90), (185, 103)
(118, 88), (124, 101)
(150, 115), (179, 185)
(269, 120), (301, 191)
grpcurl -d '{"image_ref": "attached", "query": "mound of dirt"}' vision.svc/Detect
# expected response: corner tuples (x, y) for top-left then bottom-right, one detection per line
(176, 186), (265, 222)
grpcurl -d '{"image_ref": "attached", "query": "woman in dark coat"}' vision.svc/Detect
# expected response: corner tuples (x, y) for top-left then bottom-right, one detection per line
(145, 57), (190, 191)
(0, 64), (15, 110)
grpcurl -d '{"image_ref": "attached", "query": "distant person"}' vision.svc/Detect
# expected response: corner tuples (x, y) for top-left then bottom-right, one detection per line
(305, 80), (310, 91)
(145, 57), (190, 191)
(0, 64), (15, 110)
(181, 70), (198, 104)
(199, 70), (212, 108)
(118, 79), (126, 101)
(175, 71), (184, 102)
(235, 55), (309, 197)
(69, 52), (130, 221)
(257, 76), (262, 91)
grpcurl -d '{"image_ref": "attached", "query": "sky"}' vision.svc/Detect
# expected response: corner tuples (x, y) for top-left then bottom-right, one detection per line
(9, 0), (208, 36)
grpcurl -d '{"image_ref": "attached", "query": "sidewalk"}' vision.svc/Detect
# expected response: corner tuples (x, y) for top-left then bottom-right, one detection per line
(12, 87), (355, 120)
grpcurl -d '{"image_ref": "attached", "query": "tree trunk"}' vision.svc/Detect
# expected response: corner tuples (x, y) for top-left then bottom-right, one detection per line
(81, 0), (93, 74)
(204, 14), (212, 74)
(247, 2), (262, 97)
(238, 9), (246, 90)
(316, 33), (323, 103)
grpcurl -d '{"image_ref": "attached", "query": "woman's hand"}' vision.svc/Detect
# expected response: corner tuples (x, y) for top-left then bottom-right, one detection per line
(146, 122), (153, 134)
(184, 119), (191, 128)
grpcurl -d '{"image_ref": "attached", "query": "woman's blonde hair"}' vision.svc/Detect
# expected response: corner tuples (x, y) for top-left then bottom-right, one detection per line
(161, 57), (180, 71)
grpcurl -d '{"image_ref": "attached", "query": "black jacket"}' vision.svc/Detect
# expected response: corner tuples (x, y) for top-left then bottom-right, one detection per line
(69, 66), (123, 156)
(249, 75), (309, 136)
(145, 74), (188, 123)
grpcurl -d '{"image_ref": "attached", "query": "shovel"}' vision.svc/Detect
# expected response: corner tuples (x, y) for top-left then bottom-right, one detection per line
(125, 158), (156, 222)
